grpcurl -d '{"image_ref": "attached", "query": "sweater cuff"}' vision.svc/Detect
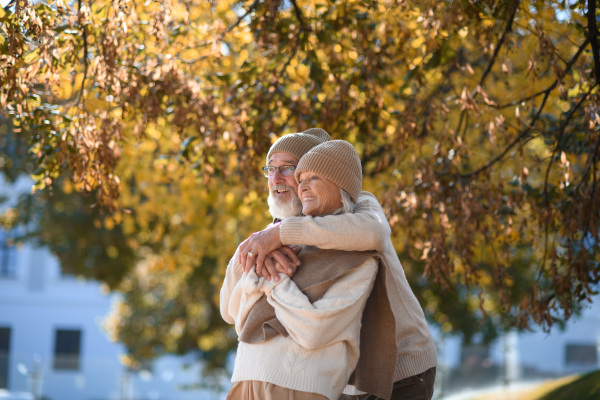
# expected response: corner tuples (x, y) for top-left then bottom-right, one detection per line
(280, 217), (306, 246)
(240, 270), (263, 294)
(262, 274), (289, 295)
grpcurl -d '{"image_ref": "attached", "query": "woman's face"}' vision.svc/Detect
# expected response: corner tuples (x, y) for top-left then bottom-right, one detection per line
(297, 171), (342, 216)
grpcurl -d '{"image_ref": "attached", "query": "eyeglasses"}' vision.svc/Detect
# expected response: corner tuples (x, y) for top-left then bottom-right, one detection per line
(262, 165), (297, 177)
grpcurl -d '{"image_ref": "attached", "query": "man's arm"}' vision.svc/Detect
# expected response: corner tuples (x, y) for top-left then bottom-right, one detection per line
(279, 191), (391, 252)
(219, 247), (244, 324)
(228, 269), (279, 335)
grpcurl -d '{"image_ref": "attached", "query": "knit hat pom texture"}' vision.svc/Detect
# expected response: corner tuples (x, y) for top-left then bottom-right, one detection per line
(266, 128), (331, 162)
(295, 140), (362, 202)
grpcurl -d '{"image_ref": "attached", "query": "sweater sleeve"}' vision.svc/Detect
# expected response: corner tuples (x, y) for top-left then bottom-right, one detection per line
(220, 222), (281, 324)
(279, 191), (391, 252)
(229, 269), (282, 335)
(219, 247), (244, 324)
(266, 257), (378, 350)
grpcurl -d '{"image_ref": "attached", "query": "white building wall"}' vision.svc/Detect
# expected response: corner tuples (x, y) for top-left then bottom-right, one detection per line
(515, 301), (600, 375)
(448, 298), (600, 378)
(0, 241), (229, 400)
(0, 177), (228, 400)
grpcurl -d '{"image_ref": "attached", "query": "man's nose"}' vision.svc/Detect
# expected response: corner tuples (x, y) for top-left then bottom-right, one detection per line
(270, 169), (286, 183)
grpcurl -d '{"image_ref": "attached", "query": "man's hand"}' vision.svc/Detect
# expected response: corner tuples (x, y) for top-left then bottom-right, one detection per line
(259, 246), (302, 280)
(239, 223), (301, 281)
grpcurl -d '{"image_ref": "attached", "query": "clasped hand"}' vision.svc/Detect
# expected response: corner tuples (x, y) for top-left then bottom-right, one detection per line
(238, 223), (301, 281)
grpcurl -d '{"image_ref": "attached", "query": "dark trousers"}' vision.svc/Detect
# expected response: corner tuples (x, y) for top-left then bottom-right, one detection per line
(339, 367), (436, 400)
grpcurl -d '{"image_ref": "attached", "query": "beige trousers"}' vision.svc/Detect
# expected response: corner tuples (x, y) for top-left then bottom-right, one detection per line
(227, 381), (329, 400)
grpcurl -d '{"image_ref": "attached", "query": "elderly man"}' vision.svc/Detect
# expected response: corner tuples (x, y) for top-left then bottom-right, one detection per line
(224, 128), (437, 400)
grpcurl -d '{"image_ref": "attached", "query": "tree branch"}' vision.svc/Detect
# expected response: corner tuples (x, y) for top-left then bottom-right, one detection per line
(588, 0), (600, 83)
(178, 0), (261, 63)
(226, 0), (261, 33)
(478, 0), (520, 88)
(290, 0), (310, 32)
(73, 0), (89, 109)
(583, 135), (600, 231)
(539, 87), (591, 270)
(9, 0), (19, 56)
(454, 38), (591, 179)
(457, 86), (551, 180)
(453, 0), (519, 144)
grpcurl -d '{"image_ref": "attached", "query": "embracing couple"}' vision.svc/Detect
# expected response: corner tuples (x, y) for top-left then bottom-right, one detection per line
(220, 128), (437, 400)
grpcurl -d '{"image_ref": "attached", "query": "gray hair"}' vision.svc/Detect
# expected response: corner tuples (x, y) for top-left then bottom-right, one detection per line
(340, 188), (355, 214)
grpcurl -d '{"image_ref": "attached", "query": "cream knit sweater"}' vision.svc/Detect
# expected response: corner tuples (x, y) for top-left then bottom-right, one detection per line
(221, 252), (377, 400)
(279, 192), (438, 393)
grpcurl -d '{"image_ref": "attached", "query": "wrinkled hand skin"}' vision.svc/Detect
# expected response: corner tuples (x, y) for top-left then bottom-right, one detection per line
(262, 246), (302, 280)
(238, 223), (301, 281)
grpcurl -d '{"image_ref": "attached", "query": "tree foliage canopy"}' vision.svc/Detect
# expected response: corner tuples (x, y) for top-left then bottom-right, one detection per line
(1, 0), (600, 370)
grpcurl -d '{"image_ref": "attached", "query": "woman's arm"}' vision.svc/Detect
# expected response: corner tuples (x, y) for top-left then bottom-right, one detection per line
(280, 192), (391, 252)
(266, 258), (378, 350)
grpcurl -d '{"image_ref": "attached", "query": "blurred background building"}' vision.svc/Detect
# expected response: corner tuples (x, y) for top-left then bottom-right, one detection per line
(0, 234), (229, 400)
(0, 177), (228, 400)
(434, 299), (600, 397)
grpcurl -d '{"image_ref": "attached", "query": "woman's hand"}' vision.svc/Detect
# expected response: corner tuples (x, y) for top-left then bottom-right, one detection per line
(239, 223), (301, 280)
(260, 246), (302, 279)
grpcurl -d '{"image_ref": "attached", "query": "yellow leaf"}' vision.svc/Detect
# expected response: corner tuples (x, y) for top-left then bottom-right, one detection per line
(411, 37), (424, 48)
(104, 217), (115, 231)
(62, 180), (73, 194)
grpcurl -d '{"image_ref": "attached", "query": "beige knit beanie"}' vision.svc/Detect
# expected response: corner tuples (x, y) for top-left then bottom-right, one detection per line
(295, 140), (362, 202)
(266, 128), (331, 162)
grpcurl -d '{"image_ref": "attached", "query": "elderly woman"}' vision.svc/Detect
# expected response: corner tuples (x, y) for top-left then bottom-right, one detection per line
(220, 140), (397, 400)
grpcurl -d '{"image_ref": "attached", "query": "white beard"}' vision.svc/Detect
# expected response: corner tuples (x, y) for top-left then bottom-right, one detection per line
(267, 185), (303, 220)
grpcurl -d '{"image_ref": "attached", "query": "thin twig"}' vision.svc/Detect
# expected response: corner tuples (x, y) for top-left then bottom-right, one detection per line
(73, 0), (89, 109)
(5, 0), (20, 105)
(539, 88), (589, 272)
(226, 0), (261, 33)
(9, 0), (19, 57)
(478, 0), (520, 88)
(180, 0), (261, 63)
(495, 87), (552, 109)
(458, 87), (551, 179)
(495, 39), (591, 109)
(542, 90), (590, 202)
(449, 0), (518, 133)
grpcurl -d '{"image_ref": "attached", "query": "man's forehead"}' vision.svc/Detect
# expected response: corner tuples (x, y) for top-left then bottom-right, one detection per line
(267, 152), (299, 165)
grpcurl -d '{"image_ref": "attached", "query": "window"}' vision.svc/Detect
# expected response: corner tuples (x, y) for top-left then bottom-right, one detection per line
(565, 343), (598, 366)
(53, 329), (82, 371)
(0, 231), (17, 279)
(0, 327), (10, 389)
